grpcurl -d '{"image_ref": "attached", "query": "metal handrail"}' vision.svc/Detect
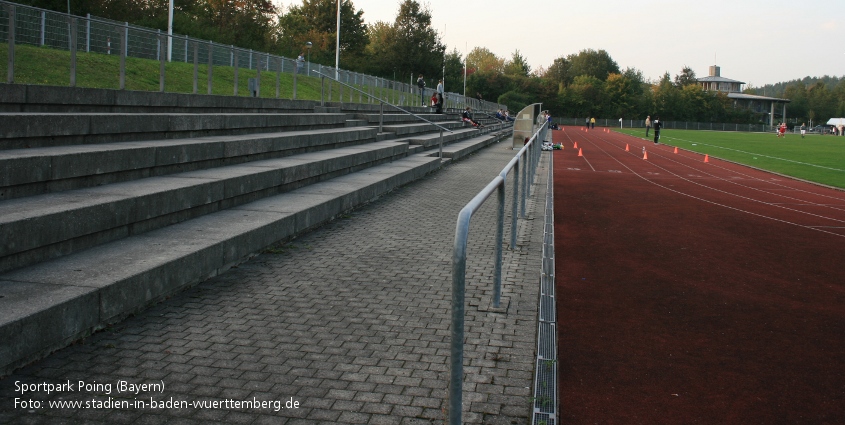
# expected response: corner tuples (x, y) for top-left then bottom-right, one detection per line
(311, 70), (454, 157)
(449, 121), (548, 425)
(311, 70), (451, 132)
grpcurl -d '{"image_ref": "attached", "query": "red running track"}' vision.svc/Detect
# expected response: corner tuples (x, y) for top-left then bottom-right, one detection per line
(552, 126), (845, 424)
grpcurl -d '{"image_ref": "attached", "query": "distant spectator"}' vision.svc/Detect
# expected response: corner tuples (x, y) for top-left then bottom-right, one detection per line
(462, 107), (484, 128)
(590, 117), (596, 129)
(296, 52), (305, 74)
(417, 74), (426, 107)
(839, 124), (844, 136)
(653, 116), (662, 144)
(495, 109), (506, 121)
(504, 110), (514, 122)
(435, 79), (444, 114)
(585, 117), (590, 128)
(645, 115), (652, 137)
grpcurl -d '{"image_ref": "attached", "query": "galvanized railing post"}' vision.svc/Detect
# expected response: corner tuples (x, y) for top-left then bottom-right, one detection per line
(521, 149), (528, 217)
(450, 212), (469, 425)
(379, 101), (384, 133)
(207, 42), (213, 95)
(118, 26), (125, 89)
(192, 41), (198, 94)
(511, 159), (520, 249)
(320, 76), (325, 106)
(69, 17), (77, 87)
(256, 54), (261, 98)
(293, 66), (298, 100)
(493, 183), (505, 307)
(159, 35), (166, 92)
(439, 129), (443, 158)
(276, 57), (281, 99)
(7, 4), (14, 84)
(233, 48), (239, 96)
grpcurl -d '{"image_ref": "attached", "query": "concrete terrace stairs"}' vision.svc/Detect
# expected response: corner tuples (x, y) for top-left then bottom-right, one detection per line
(0, 84), (513, 375)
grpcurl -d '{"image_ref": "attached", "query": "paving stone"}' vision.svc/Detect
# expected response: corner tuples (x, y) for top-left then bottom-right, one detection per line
(0, 143), (548, 423)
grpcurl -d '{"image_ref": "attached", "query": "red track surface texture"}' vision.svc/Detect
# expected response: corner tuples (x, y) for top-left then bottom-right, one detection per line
(552, 127), (845, 424)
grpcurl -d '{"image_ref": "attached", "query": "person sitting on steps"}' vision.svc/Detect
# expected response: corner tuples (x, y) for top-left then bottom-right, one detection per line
(462, 107), (484, 128)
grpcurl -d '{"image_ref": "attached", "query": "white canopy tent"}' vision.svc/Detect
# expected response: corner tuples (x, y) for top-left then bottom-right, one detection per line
(825, 118), (845, 126)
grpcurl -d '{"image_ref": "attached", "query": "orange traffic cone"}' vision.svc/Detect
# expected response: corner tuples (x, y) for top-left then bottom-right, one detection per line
(643, 151), (648, 160)
(674, 147), (678, 154)
(574, 141), (578, 149)
(704, 154), (709, 163)
(578, 148), (583, 157)
(625, 144), (629, 152)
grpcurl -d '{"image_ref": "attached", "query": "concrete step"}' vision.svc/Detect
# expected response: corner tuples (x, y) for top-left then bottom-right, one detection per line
(0, 113), (349, 149)
(403, 127), (480, 147)
(0, 83), (321, 114)
(356, 113), (451, 125)
(0, 127), (379, 200)
(345, 119), (369, 127)
(439, 128), (514, 161)
(379, 121), (465, 137)
(0, 153), (442, 376)
(0, 141), (409, 274)
(314, 106), (342, 113)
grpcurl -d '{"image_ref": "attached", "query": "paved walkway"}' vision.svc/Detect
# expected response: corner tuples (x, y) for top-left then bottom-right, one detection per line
(1, 143), (549, 424)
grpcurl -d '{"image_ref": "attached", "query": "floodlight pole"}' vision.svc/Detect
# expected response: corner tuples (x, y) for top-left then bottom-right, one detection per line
(167, 0), (173, 61)
(335, 0), (340, 80)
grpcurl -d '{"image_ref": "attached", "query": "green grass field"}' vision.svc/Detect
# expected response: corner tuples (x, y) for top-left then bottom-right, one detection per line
(615, 128), (845, 189)
(0, 43), (407, 104)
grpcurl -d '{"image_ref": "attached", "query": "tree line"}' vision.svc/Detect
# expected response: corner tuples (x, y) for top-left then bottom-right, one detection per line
(18, 0), (845, 123)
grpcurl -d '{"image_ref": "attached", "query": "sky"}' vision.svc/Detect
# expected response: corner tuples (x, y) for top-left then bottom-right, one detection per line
(284, 0), (845, 87)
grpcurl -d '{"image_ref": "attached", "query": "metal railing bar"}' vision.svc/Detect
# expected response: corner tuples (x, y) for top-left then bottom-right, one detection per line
(449, 121), (547, 425)
(310, 70), (453, 134)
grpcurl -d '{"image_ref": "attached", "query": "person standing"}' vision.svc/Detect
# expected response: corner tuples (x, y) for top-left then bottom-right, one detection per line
(645, 115), (652, 137)
(800, 123), (806, 139)
(435, 79), (444, 114)
(590, 117), (596, 129)
(585, 117), (590, 128)
(653, 116), (662, 144)
(417, 74), (426, 107)
(296, 52), (305, 74)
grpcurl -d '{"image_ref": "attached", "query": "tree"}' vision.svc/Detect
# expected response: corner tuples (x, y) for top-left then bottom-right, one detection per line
(568, 75), (604, 116)
(674, 66), (697, 88)
(361, 21), (396, 75)
(653, 72), (681, 119)
(443, 48), (464, 94)
(277, 0), (367, 67)
(504, 50), (530, 77)
(604, 73), (637, 118)
(677, 84), (709, 121)
(387, 0), (445, 81)
(543, 56), (569, 85)
(466, 47), (504, 75)
(565, 49), (620, 84)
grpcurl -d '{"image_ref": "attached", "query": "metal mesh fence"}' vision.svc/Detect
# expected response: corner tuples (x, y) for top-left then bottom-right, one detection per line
(0, 0), (502, 111)
(555, 117), (777, 133)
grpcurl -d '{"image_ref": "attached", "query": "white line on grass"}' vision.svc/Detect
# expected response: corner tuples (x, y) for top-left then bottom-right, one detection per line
(659, 135), (845, 173)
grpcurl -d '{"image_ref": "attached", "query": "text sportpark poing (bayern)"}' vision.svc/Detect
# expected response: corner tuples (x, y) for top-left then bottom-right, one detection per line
(12, 380), (300, 412)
